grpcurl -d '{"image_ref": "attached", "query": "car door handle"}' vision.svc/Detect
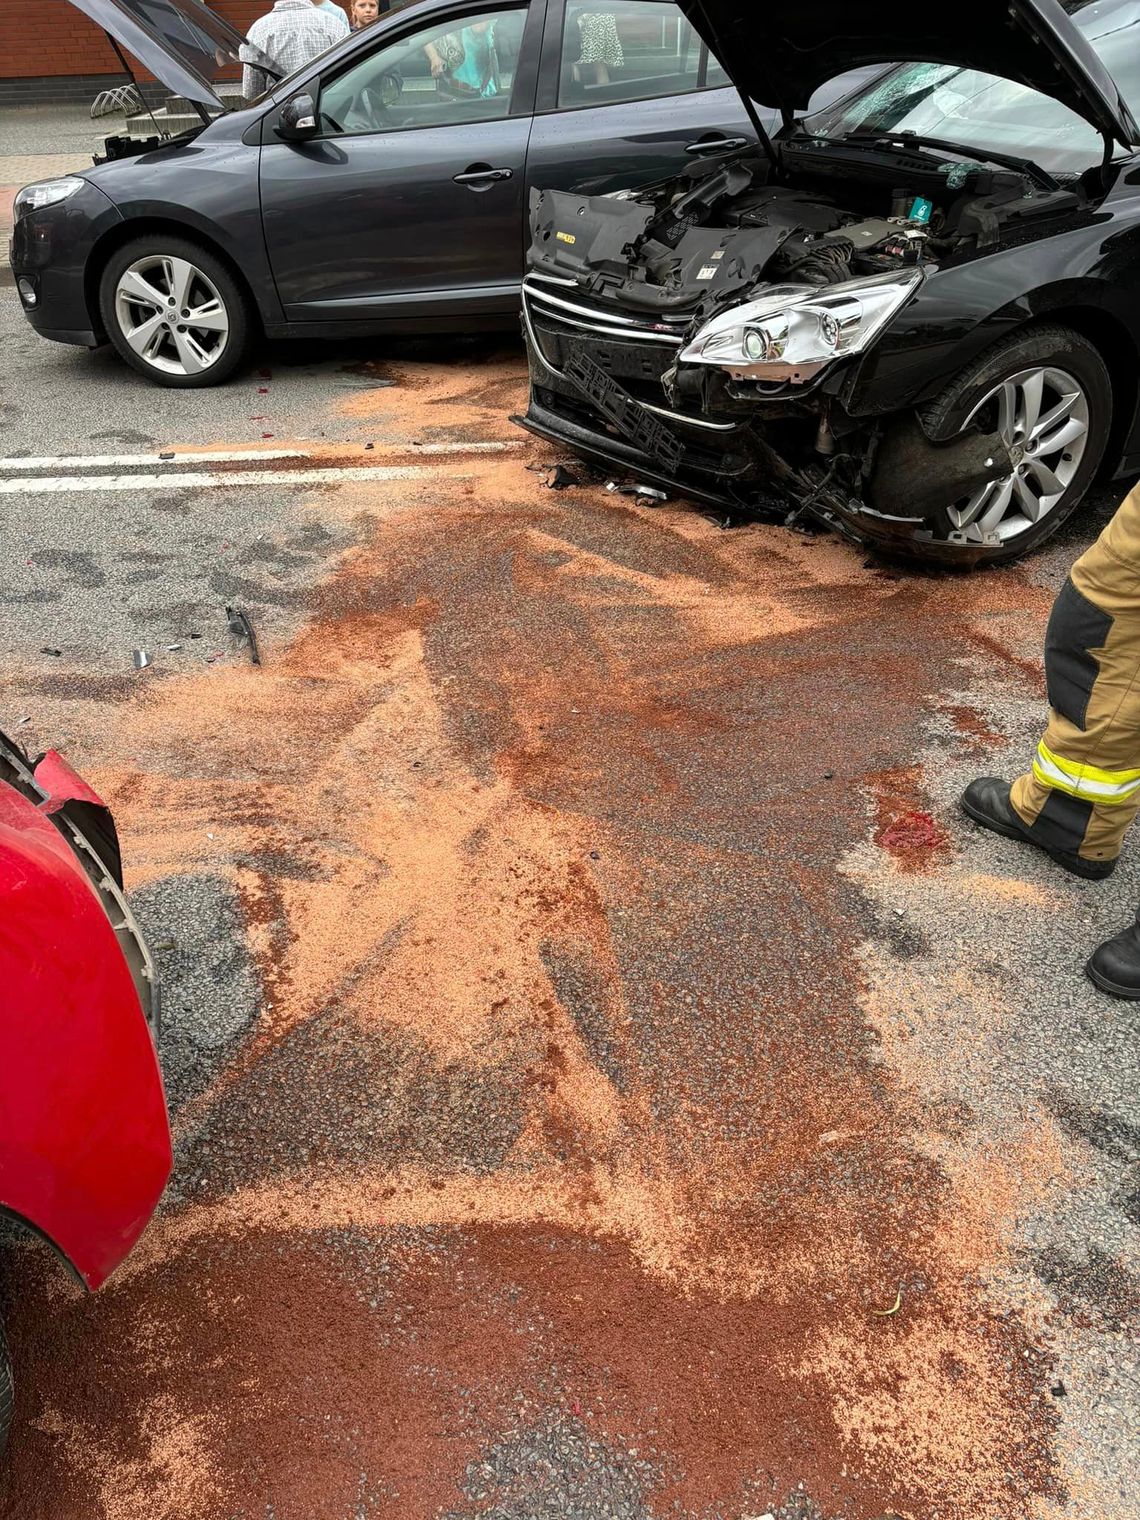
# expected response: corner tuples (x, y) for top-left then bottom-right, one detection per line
(685, 136), (751, 156)
(453, 164), (514, 188)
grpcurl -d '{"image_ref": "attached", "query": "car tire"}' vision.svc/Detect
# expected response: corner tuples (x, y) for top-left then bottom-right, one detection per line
(0, 1318), (12, 1460)
(98, 235), (253, 388)
(915, 324), (1112, 566)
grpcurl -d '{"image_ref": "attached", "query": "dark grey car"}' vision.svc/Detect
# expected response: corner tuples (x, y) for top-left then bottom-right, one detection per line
(9, 0), (871, 386)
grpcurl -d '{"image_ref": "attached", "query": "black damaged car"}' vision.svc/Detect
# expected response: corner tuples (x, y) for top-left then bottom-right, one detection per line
(518, 0), (1140, 565)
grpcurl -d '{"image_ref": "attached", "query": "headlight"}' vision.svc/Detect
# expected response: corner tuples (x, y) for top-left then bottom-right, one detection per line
(679, 267), (924, 385)
(13, 177), (86, 221)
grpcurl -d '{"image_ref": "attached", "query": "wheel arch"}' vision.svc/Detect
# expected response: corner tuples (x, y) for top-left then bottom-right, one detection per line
(84, 217), (268, 341)
(0, 1204), (87, 1292)
(1028, 304), (1140, 479)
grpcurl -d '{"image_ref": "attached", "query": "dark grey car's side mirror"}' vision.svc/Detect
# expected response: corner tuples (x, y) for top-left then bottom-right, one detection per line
(277, 92), (319, 141)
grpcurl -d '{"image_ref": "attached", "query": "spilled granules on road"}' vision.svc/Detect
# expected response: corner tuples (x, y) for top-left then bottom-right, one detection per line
(0, 382), (1084, 1518)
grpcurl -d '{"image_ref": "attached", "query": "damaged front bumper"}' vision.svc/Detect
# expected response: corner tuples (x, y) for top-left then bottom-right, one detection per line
(518, 276), (1010, 564)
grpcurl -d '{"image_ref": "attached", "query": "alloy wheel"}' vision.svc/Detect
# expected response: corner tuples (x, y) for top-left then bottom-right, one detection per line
(113, 255), (230, 377)
(944, 366), (1090, 543)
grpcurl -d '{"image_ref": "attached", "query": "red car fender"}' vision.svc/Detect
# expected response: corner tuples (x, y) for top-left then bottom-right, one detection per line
(0, 773), (171, 1291)
(33, 750), (106, 815)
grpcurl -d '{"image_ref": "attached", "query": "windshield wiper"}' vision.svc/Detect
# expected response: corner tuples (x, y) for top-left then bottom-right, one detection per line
(844, 130), (1060, 192)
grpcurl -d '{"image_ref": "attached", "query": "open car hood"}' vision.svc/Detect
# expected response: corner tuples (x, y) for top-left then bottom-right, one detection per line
(677, 0), (1140, 148)
(61, 0), (253, 111)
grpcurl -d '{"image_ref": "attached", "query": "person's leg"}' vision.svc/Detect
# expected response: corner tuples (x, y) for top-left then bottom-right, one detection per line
(963, 483), (1140, 877)
(1009, 481), (1140, 866)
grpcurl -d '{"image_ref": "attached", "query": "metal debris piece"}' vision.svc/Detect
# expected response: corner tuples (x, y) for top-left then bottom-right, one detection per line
(364, 442), (374, 450)
(132, 649), (151, 670)
(17, 716), (31, 727)
(159, 451), (175, 461)
(165, 643), (184, 652)
(225, 606), (262, 667)
(41, 647), (62, 657)
(873, 1286), (903, 1317)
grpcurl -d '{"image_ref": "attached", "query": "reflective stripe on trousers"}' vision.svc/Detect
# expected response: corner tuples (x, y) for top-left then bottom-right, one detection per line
(1010, 481), (1140, 862)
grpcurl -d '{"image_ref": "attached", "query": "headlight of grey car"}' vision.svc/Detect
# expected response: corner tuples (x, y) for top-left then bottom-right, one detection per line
(679, 266), (925, 385)
(13, 177), (86, 220)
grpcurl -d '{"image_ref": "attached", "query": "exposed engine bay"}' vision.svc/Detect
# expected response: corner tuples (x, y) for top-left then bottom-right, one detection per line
(528, 144), (1082, 318)
(519, 138), (1093, 565)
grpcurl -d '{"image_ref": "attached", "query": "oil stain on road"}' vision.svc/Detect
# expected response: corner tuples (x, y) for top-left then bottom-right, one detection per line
(0, 349), (1122, 1520)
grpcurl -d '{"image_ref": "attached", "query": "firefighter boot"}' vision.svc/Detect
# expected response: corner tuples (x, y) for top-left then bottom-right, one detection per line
(1086, 912), (1140, 1000)
(961, 777), (1116, 880)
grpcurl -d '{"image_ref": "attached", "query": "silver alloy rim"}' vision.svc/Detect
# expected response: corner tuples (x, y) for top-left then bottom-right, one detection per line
(114, 255), (229, 376)
(945, 365), (1090, 543)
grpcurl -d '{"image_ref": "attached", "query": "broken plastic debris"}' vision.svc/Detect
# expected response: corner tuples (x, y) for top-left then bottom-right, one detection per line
(226, 606), (262, 666)
(165, 643), (183, 652)
(544, 463), (581, 490)
(872, 1286), (903, 1317)
(132, 649), (151, 669)
(159, 451), (175, 460)
(17, 716), (31, 727)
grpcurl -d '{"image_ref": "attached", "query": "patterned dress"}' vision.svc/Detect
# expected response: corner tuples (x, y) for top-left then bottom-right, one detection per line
(577, 12), (624, 69)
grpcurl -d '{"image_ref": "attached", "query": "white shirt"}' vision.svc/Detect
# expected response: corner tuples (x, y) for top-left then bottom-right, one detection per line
(241, 0), (349, 101)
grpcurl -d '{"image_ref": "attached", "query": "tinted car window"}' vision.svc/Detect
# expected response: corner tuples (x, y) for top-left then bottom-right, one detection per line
(320, 5), (526, 134)
(810, 0), (1140, 174)
(557, 1), (716, 108)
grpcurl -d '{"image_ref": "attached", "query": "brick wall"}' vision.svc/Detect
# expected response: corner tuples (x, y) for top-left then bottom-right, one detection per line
(0, 0), (264, 82)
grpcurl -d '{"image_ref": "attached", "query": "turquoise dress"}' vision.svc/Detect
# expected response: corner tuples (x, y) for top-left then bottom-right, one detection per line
(450, 23), (498, 98)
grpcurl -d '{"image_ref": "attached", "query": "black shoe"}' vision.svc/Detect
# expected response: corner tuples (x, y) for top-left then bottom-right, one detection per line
(960, 777), (1116, 882)
(1087, 917), (1140, 999)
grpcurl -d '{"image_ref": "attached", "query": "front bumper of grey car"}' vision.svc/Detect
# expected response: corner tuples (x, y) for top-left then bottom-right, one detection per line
(9, 177), (123, 348)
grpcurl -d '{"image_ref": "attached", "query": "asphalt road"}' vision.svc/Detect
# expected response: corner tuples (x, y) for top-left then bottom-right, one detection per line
(0, 267), (1137, 1520)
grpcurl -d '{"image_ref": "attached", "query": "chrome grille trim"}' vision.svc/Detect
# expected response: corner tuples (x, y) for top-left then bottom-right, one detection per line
(524, 280), (688, 342)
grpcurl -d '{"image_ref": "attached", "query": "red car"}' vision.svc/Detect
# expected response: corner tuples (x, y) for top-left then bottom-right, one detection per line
(0, 730), (171, 1454)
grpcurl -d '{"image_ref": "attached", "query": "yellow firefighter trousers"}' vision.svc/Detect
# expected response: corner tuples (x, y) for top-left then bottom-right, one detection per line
(1011, 482), (1140, 862)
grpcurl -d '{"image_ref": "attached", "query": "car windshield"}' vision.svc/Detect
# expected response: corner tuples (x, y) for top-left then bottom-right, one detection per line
(807, 0), (1140, 174)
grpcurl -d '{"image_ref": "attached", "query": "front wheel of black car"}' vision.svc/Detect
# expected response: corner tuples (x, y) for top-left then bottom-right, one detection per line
(914, 325), (1112, 566)
(99, 235), (252, 388)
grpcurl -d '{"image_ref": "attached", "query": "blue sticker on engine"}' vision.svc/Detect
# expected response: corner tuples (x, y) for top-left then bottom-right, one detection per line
(909, 196), (934, 224)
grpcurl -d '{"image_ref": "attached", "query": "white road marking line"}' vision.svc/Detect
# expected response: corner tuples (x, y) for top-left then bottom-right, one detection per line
(0, 467), (462, 494)
(0, 450), (309, 470)
(0, 442), (522, 471)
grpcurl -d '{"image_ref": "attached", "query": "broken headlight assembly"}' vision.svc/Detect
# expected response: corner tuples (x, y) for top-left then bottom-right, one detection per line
(678, 266), (925, 385)
(13, 178), (86, 220)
